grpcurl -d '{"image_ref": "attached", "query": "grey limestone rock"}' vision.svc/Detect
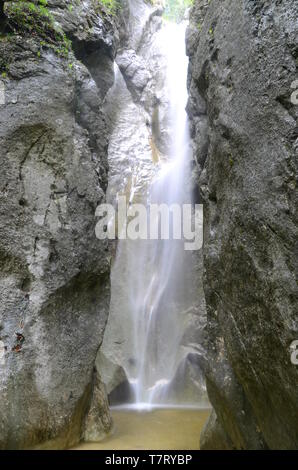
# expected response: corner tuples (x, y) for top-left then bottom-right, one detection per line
(0, 0), (119, 449)
(187, 0), (298, 450)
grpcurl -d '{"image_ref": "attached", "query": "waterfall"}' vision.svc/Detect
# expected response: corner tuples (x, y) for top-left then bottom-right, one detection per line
(100, 13), (208, 411)
(129, 22), (192, 407)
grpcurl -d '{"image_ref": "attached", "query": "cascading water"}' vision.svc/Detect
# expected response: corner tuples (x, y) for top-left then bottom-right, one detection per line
(129, 22), (193, 407)
(100, 9), (208, 411)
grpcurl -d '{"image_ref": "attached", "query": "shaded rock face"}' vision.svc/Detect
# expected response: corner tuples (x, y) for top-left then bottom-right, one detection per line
(48, 0), (118, 99)
(0, 0), (122, 449)
(187, 0), (298, 449)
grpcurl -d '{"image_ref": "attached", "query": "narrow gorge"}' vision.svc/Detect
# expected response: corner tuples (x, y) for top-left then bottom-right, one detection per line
(0, 0), (297, 452)
(98, 3), (207, 410)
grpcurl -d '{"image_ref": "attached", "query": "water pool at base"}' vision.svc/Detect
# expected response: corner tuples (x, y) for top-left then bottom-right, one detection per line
(74, 408), (210, 450)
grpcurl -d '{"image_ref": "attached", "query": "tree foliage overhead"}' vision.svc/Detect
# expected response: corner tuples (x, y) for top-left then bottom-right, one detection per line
(163, 0), (193, 23)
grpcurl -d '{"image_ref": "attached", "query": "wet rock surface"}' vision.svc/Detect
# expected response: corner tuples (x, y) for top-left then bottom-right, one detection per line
(0, 0), (119, 449)
(98, 2), (208, 407)
(187, 0), (298, 449)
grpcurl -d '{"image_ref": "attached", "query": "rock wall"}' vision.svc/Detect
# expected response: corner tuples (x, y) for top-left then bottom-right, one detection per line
(0, 0), (125, 449)
(187, 0), (298, 449)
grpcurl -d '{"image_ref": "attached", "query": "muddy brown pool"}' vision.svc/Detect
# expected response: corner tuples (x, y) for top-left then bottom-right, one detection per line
(74, 408), (210, 450)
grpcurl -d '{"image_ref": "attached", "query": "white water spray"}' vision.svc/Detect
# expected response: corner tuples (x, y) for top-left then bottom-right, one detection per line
(126, 22), (194, 408)
(101, 17), (208, 411)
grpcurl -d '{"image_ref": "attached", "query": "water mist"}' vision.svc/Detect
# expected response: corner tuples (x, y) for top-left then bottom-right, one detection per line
(99, 14), (208, 411)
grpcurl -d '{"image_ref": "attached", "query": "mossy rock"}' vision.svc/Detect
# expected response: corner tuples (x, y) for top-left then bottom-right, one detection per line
(3, 1), (72, 56)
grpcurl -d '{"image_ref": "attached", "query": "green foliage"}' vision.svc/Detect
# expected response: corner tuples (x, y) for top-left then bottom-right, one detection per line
(4, 1), (72, 57)
(228, 153), (234, 167)
(94, 0), (120, 16)
(163, 0), (193, 23)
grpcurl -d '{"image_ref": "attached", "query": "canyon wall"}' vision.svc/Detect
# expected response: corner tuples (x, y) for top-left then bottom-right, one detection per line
(0, 0), (126, 449)
(187, 0), (298, 449)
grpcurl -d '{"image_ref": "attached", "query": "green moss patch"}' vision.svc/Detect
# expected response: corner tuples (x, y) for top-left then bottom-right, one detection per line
(92, 0), (120, 17)
(4, 0), (72, 57)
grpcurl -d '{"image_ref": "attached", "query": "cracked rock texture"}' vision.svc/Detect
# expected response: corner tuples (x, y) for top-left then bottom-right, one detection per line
(0, 0), (122, 449)
(187, 0), (298, 449)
